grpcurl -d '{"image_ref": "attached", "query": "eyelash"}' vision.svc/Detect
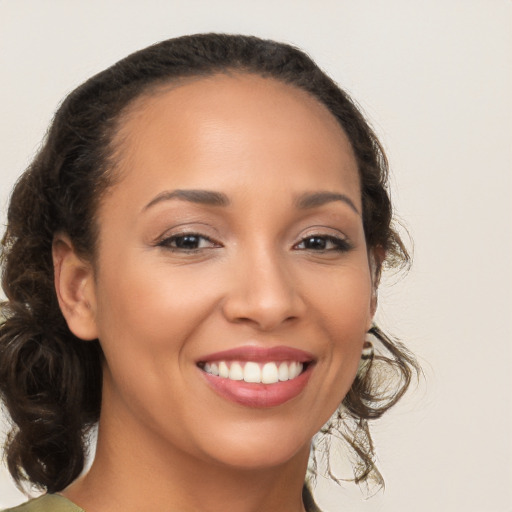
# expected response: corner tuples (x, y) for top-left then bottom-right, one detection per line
(156, 233), (220, 252)
(293, 234), (352, 252)
(156, 233), (351, 253)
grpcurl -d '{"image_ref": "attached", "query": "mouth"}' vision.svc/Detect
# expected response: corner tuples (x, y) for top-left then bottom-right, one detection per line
(196, 346), (315, 408)
(198, 360), (309, 384)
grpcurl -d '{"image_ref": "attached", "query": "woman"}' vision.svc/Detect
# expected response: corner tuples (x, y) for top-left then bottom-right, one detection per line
(0, 34), (417, 512)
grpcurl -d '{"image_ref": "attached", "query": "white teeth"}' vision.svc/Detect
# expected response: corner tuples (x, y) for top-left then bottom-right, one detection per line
(289, 362), (300, 379)
(229, 362), (244, 381)
(278, 362), (289, 381)
(202, 360), (305, 384)
(219, 361), (229, 378)
(243, 362), (261, 383)
(261, 362), (279, 384)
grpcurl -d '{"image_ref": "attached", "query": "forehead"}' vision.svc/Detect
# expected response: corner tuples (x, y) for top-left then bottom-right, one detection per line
(110, 73), (360, 205)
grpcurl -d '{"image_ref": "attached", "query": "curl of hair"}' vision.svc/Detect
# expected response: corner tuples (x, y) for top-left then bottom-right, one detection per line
(0, 33), (418, 494)
(310, 326), (419, 494)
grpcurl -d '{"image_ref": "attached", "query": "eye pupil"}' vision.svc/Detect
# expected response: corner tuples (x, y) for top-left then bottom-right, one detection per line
(175, 235), (200, 249)
(305, 237), (326, 250)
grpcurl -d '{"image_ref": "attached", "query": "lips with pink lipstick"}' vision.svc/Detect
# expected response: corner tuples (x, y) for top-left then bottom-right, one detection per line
(197, 346), (315, 408)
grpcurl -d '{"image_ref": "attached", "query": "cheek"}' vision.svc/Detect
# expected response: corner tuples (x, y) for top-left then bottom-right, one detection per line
(91, 259), (208, 432)
(93, 253), (217, 347)
(309, 263), (373, 334)
(304, 263), (373, 399)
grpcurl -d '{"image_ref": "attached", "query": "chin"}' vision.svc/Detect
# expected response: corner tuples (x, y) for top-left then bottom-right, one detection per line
(212, 447), (308, 473)
(195, 423), (312, 472)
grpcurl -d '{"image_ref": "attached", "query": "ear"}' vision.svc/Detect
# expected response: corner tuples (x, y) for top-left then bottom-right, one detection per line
(52, 234), (98, 341)
(369, 246), (386, 320)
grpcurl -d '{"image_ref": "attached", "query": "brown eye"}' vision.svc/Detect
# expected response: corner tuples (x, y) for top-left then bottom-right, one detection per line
(172, 235), (202, 249)
(302, 236), (328, 250)
(295, 235), (352, 252)
(158, 234), (220, 251)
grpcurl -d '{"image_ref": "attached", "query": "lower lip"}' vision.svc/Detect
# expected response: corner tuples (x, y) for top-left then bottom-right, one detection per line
(201, 366), (313, 408)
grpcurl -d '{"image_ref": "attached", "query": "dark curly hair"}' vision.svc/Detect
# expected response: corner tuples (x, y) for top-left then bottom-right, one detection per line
(0, 33), (418, 495)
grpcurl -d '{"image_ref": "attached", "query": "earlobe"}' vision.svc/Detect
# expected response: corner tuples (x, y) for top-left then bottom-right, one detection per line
(52, 235), (98, 341)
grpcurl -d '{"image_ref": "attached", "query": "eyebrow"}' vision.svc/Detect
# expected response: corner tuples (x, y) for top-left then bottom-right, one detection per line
(143, 188), (359, 214)
(295, 191), (360, 214)
(143, 189), (230, 210)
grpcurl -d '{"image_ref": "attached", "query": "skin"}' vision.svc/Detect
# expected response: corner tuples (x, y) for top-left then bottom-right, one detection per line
(54, 73), (378, 512)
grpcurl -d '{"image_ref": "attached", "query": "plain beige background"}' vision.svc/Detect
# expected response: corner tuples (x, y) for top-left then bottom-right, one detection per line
(1, 1), (511, 510)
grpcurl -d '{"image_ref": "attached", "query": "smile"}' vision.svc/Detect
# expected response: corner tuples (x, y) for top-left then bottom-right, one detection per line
(197, 345), (315, 408)
(201, 360), (305, 384)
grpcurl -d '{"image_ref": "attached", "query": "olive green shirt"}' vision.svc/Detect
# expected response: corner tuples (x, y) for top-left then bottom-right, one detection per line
(4, 488), (321, 512)
(3, 495), (84, 512)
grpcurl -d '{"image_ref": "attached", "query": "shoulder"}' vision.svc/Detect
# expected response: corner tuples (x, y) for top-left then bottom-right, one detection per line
(2, 494), (85, 512)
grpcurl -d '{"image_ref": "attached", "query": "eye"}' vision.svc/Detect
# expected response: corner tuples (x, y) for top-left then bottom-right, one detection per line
(157, 233), (220, 251)
(294, 234), (352, 252)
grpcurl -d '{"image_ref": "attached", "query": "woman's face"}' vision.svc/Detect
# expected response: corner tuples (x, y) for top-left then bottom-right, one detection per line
(84, 74), (376, 470)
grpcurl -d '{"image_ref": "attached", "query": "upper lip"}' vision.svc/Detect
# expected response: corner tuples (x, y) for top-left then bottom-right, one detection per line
(197, 345), (315, 364)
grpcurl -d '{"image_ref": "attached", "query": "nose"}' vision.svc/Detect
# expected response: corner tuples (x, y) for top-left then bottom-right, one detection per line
(221, 247), (306, 331)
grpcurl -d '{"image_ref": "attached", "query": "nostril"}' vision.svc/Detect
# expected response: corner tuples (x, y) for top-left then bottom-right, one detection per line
(221, 275), (306, 330)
